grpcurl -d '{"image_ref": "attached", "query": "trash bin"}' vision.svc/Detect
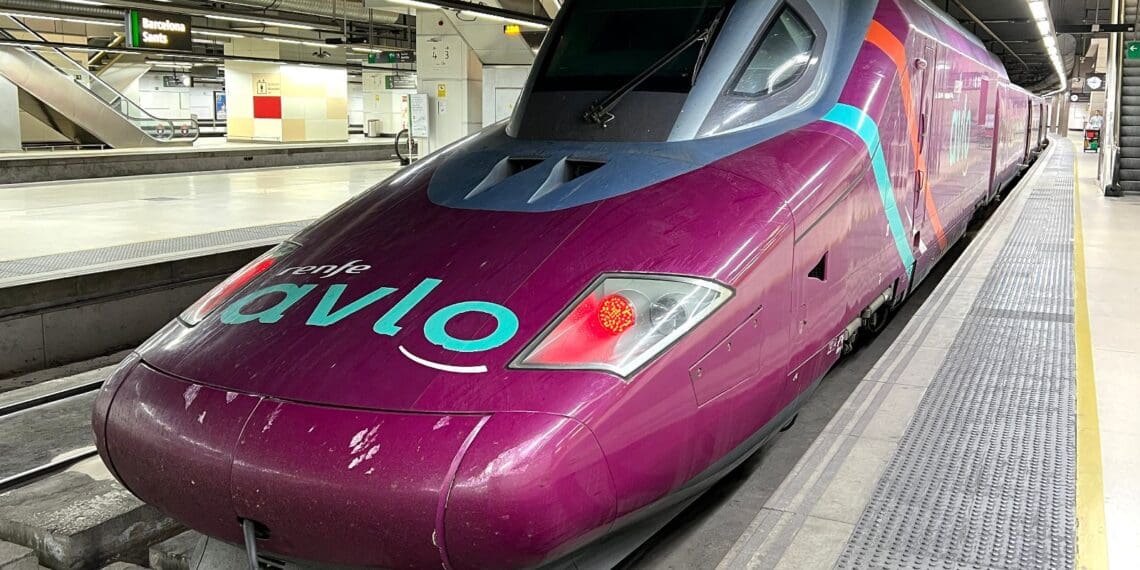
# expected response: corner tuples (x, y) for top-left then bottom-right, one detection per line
(365, 120), (383, 138)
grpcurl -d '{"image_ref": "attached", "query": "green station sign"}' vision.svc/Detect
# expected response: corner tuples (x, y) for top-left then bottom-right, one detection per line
(1128, 41), (1140, 59)
(367, 51), (417, 65)
(126, 9), (193, 52)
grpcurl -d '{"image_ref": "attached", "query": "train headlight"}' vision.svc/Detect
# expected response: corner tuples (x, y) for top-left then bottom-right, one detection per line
(511, 274), (733, 379)
(179, 241), (301, 326)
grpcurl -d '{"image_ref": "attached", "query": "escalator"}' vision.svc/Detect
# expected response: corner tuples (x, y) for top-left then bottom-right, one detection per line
(0, 18), (198, 149)
(1111, 0), (1140, 193)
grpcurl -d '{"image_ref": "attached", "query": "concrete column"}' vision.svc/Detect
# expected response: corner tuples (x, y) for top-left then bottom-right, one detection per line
(1057, 96), (1072, 133)
(0, 75), (21, 151)
(416, 15), (483, 153)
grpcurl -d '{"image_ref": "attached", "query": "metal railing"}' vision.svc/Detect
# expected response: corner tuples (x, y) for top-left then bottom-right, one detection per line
(0, 19), (199, 142)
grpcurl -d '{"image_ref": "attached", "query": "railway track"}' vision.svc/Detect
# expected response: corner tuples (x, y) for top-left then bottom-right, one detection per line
(0, 375), (105, 493)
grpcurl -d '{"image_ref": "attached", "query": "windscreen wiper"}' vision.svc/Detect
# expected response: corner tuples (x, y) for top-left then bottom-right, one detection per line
(583, 13), (723, 128)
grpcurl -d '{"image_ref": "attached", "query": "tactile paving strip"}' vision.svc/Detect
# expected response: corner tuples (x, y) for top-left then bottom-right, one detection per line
(837, 144), (1077, 570)
(0, 221), (311, 282)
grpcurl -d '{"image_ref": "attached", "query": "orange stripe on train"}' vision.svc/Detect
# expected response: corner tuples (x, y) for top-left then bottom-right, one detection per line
(865, 20), (948, 251)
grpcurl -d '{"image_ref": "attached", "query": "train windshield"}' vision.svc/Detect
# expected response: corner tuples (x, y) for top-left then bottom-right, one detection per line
(535, 0), (731, 93)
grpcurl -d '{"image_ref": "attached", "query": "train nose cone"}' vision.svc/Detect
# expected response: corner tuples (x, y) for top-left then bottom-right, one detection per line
(443, 413), (618, 570)
(94, 363), (481, 568)
(94, 363), (617, 569)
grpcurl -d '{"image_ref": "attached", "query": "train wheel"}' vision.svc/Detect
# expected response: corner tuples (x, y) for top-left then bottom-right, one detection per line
(864, 304), (891, 336)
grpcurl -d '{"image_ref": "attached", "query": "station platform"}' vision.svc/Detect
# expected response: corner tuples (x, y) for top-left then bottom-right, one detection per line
(0, 136), (400, 185)
(0, 161), (401, 377)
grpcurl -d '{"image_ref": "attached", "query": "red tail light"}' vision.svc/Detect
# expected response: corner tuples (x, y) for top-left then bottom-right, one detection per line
(179, 242), (299, 326)
(597, 294), (636, 335)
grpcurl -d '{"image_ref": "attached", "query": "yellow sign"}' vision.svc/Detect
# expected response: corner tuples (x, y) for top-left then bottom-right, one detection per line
(437, 83), (447, 98)
(252, 73), (281, 96)
(504, 24), (522, 36)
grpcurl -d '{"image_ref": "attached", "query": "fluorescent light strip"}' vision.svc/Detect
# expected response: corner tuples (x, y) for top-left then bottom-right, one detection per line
(1, 12), (119, 27)
(1026, 0), (1066, 87)
(205, 14), (314, 30)
(195, 30), (246, 38)
(387, 0), (440, 9)
(266, 37), (330, 48)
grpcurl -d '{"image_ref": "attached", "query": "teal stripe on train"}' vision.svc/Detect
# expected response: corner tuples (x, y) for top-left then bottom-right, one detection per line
(821, 103), (916, 279)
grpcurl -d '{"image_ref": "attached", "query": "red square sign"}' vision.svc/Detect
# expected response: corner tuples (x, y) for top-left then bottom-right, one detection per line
(253, 96), (282, 119)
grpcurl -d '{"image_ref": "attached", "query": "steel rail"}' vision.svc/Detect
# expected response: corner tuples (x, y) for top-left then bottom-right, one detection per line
(0, 379), (105, 418)
(0, 446), (99, 493)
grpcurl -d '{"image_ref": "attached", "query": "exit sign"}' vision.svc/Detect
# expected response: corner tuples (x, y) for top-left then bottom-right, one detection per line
(1128, 41), (1140, 59)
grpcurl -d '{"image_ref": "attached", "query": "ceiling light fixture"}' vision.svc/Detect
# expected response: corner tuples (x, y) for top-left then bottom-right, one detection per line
(1026, 0), (1066, 87)
(386, 0), (441, 9)
(195, 30), (246, 38)
(205, 14), (315, 31)
(266, 37), (331, 48)
(1, 12), (118, 27)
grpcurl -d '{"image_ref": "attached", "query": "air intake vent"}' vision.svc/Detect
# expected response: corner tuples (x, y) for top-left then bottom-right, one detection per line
(465, 157), (546, 199)
(528, 159), (608, 203)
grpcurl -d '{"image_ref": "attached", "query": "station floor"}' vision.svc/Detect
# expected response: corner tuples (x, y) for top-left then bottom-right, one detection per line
(0, 133), (1135, 569)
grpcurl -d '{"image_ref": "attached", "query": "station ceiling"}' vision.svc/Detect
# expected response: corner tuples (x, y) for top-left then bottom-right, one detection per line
(903, 0), (1110, 91)
(0, 0), (1119, 93)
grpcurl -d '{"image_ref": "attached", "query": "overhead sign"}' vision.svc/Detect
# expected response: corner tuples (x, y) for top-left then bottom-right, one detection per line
(162, 75), (191, 88)
(368, 51), (416, 65)
(1128, 41), (1140, 59)
(385, 74), (417, 90)
(126, 10), (193, 52)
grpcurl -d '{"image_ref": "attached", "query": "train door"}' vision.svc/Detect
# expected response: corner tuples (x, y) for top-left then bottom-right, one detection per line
(911, 41), (938, 277)
(987, 83), (1004, 202)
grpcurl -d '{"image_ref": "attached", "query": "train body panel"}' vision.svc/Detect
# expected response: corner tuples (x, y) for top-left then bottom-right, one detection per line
(93, 0), (1050, 567)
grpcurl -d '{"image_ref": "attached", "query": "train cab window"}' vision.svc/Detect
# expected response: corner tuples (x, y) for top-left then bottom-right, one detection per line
(731, 7), (815, 97)
(534, 0), (730, 94)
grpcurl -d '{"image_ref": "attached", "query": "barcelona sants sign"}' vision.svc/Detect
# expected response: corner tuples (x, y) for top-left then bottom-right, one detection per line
(126, 9), (193, 52)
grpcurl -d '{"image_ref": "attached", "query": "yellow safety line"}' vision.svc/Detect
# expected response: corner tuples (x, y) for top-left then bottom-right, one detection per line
(1072, 141), (1109, 570)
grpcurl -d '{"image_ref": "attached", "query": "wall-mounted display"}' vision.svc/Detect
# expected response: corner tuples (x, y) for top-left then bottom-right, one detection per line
(214, 91), (227, 121)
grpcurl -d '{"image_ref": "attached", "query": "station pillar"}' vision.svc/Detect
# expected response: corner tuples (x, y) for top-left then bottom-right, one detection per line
(0, 75), (20, 151)
(415, 15), (483, 154)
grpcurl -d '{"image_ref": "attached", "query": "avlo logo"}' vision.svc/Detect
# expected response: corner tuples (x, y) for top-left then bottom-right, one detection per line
(217, 268), (519, 374)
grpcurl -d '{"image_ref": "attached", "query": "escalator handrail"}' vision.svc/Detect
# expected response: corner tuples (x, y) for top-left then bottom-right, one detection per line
(0, 21), (199, 142)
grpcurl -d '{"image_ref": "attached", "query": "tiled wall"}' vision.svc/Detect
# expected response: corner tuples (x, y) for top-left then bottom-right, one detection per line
(224, 48), (349, 143)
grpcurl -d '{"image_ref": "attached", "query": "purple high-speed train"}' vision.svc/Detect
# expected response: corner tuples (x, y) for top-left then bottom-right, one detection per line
(93, 0), (1050, 568)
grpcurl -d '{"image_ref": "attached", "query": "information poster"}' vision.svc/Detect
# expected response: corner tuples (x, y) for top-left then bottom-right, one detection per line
(410, 93), (430, 139)
(214, 91), (227, 121)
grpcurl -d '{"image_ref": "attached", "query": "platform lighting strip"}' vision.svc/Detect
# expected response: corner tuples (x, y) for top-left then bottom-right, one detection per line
(385, 0), (549, 29)
(195, 30), (246, 39)
(0, 12), (118, 27)
(205, 14), (315, 31)
(387, 0), (441, 9)
(1028, 0), (1067, 86)
(266, 37), (333, 48)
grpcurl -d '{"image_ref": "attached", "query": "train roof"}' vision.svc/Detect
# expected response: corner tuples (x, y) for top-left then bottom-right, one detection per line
(903, 0), (1011, 81)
